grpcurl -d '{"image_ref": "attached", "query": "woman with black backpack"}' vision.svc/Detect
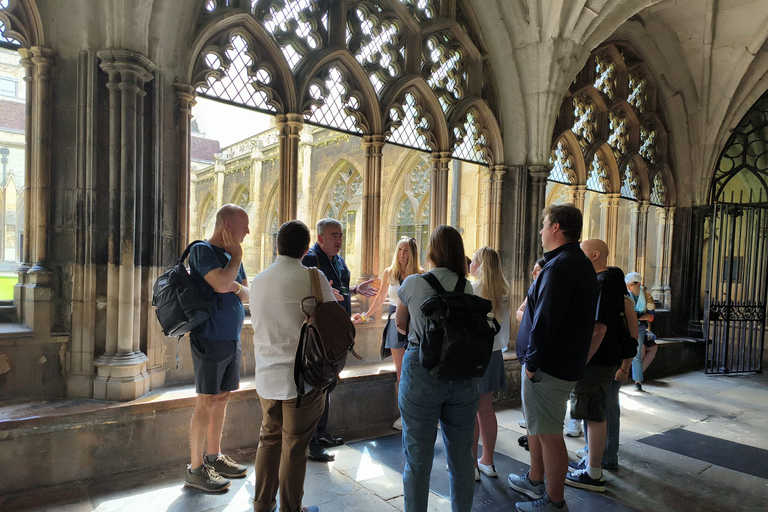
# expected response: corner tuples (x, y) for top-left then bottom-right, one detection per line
(395, 225), (479, 512)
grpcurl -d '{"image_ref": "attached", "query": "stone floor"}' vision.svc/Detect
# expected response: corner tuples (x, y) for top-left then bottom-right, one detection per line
(3, 370), (768, 512)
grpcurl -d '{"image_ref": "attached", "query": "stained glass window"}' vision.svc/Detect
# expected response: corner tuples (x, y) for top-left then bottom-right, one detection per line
(306, 67), (363, 133)
(196, 35), (277, 112)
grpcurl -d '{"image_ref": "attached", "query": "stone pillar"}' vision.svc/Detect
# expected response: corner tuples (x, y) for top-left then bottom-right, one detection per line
(214, 153), (226, 206)
(12, 47), (55, 331)
(248, 140), (264, 267)
(174, 83), (196, 250)
(93, 49), (155, 401)
(489, 166), (506, 249)
(360, 135), (384, 281)
(297, 127), (313, 226)
(478, 166), (493, 246)
(630, 200), (649, 274)
(567, 184), (587, 212)
(660, 207), (675, 308)
(528, 165), (549, 264)
(651, 206), (670, 305)
(68, 50), (99, 398)
(276, 113), (303, 224)
(682, 206), (708, 336)
(599, 193), (620, 265)
(429, 151), (451, 232)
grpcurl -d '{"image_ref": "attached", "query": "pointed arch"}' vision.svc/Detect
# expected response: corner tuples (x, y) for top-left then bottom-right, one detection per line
(584, 143), (620, 194)
(297, 48), (383, 134)
(618, 152), (650, 201)
(550, 130), (586, 185)
(0, 0), (44, 47)
(188, 13), (297, 112)
(650, 163), (676, 207)
(448, 97), (503, 166)
(380, 74), (450, 151)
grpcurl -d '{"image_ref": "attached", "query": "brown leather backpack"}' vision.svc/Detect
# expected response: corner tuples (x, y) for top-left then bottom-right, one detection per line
(294, 267), (360, 406)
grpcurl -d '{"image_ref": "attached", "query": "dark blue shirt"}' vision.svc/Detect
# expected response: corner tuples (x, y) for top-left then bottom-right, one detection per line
(516, 242), (598, 381)
(189, 241), (247, 341)
(302, 243), (351, 314)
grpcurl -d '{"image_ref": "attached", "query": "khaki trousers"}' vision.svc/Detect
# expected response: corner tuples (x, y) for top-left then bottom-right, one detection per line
(253, 388), (325, 512)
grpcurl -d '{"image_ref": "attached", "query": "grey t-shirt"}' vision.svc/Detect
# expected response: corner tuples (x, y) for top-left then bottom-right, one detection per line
(398, 267), (474, 345)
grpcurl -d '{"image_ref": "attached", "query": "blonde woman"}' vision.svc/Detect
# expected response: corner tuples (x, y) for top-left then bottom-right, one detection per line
(355, 236), (421, 430)
(469, 246), (511, 480)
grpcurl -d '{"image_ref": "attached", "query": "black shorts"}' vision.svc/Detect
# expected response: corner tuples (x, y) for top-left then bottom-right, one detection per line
(190, 332), (241, 395)
(569, 364), (616, 422)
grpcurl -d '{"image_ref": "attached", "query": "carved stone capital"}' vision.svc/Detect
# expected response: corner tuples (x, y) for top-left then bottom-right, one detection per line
(97, 49), (155, 86)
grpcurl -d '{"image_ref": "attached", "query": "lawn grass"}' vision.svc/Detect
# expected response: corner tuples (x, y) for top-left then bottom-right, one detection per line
(0, 276), (16, 301)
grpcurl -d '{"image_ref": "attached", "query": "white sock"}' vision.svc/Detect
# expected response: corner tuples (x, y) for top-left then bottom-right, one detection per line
(586, 464), (602, 479)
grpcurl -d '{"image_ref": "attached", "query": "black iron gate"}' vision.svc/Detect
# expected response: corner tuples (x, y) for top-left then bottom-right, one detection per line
(704, 200), (768, 374)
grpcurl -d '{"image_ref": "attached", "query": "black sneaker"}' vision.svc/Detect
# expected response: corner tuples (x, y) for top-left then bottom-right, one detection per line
(634, 382), (643, 392)
(185, 464), (230, 493)
(565, 468), (605, 492)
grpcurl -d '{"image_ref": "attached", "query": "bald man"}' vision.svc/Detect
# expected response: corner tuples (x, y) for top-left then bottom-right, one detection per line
(563, 239), (628, 493)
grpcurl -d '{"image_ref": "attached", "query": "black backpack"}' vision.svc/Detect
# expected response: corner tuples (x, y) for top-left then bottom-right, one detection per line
(417, 272), (500, 380)
(152, 240), (212, 340)
(294, 267), (361, 406)
(607, 266), (639, 360)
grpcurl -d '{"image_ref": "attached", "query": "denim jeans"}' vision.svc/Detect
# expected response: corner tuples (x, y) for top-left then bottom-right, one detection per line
(631, 323), (647, 382)
(398, 346), (479, 512)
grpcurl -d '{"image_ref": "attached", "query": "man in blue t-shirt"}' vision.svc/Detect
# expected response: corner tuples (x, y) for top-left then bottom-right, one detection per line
(184, 204), (250, 493)
(301, 218), (376, 462)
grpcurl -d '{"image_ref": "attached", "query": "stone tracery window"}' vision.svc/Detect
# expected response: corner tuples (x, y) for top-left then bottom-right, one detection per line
(608, 111), (627, 157)
(621, 162), (638, 200)
(548, 140), (576, 184)
(347, 2), (405, 94)
(305, 66), (364, 133)
(628, 72), (647, 114)
(195, 33), (280, 112)
(571, 95), (594, 148)
(387, 92), (432, 151)
(399, 0), (437, 22)
(452, 111), (488, 164)
(394, 158), (430, 264)
(423, 33), (466, 113)
(639, 124), (656, 164)
(586, 154), (608, 193)
(255, 0), (328, 71)
(650, 173), (666, 206)
(594, 53), (615, 100)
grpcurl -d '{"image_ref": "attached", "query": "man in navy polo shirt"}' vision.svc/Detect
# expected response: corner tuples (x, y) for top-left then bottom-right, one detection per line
(185, 204), (250, 493)
(302, 218), (376, 462)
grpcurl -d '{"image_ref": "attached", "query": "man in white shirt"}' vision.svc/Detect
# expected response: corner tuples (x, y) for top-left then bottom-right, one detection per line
(250, 220), (336, 512)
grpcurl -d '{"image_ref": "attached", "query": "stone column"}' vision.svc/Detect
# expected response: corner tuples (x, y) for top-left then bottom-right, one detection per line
(429, 151), (451, 232)
(660, 206), (675, 308)
(567, 184), (587, 212)
(214, 153), (226, 206)
(360, 135), (384, 281)
(683, 206), (708, 336)
(599, 193), (620, 266)
(174, 83), (196, 250)
(68, 50), (99, 398)
(276, 113), (303, 224)
(14, 50), (34, 317)
(489, 166), (506, 249)
(93, 49), (155, 401)
(528, 165), (549, 264)
(630, 200), (649, 274)
(651, 206), (670, 304)
(478, 166), (493, 246)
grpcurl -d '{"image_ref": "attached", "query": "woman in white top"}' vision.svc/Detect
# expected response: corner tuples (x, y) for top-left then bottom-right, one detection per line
(469, 246), (511, 480)
(356, 236), (421, 429)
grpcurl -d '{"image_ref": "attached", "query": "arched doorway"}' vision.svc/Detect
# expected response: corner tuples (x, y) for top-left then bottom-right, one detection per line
(704, 90), (768, 374)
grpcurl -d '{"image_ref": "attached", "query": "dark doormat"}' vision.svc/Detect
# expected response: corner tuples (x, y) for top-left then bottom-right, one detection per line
(349, 433), (639, 512)
(637, 428), (768, 478)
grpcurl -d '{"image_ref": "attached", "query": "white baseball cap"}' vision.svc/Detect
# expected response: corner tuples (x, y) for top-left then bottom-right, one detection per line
(625, 272), (642, 285)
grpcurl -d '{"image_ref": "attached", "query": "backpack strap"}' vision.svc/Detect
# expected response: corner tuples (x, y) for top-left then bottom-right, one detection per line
(308, 267), (324, 304)
(420, 271), (466, 294)
(294, 322), (308, 408)
(420, 272), (446, 294)
(179, 240), (207, 264)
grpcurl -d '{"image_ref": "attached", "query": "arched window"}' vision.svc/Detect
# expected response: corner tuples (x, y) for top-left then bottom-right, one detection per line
(321, 164), (363, 276)
(392, 158), (430, 265)
(547, 44), (675, 295)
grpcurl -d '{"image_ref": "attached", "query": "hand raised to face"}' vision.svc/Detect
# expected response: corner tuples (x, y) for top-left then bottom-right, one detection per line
(221, 228), (243, 259)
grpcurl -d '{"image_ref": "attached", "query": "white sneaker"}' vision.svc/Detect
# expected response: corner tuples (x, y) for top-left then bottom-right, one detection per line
(575, 446), (588, 459)
(518, 419), (527, 429)
(474, 467), (481, 481)
(477, 460), (497, 477)
(565, 419), (583, 437)
(392, 417), (402, 430)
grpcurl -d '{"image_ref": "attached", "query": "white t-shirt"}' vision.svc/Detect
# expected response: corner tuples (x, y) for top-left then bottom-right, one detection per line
(250, 255), (337, 400)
